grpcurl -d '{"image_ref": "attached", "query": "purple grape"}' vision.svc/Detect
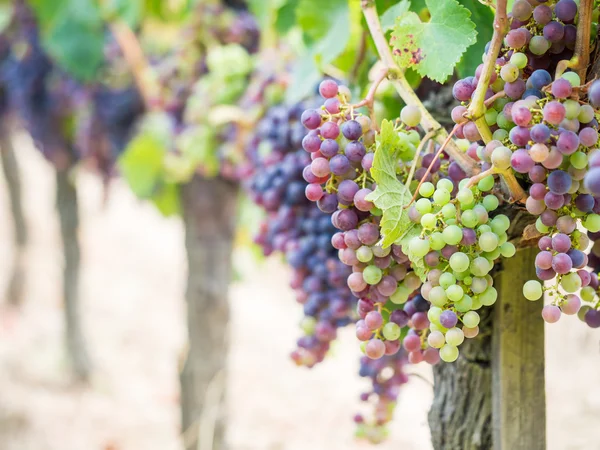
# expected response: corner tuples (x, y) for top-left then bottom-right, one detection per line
(317, 193), (338, 213)
(320, 139), (339, 158)
(552, 253), (573, 274)
(551, 78), (572, 98)
(540, 210), (558, 226)
(452, 78), (476, 101)
(505, 78), (526, 99)
(528, 70), (551, 90)
(302, 132), (322, 153)
(589, 80), (600, 108)
(439, 310), (458, 329)
(527, 197), (546, 215)
(301, 109), (322, 130)
(564, 24), (577, 49)
(337, 180), (360, 203)
(579, 128), (598, 147)
(505, 28), (528, 48)
(511, 149), (535, 173)
(543, 101), (566, 125)
(567, 249), (586, 268)
(448, 161), (466, 181)
(324, 98), (340, 114)
(530, 123), (551, 143)
(575, 194), (594, 212)
(354, 188), (374, 212)
(509, 126), (531, 146)
(547, 170), (572, 195)
(555, 0), (577, 23)
(533, 5), (552, 25)
(538, 236), (552, 251)
(536, 251), (553, 270)
(329, 154), (351, 175)
(556, 215), (577, 234)
(543, 22), (565, 43)
(345, 141), (366, 162)
(584, 167), (600, 195)
(341, 120), (363, 140)
(422, 153), (442, 172)
(358, 222), (380, 246)
(536, 266), (556, 281)
(530, 183), (547, 200)
(390, 310), (409, 327)
(529, 165), (547, 183)
(552, 233), (571, 253)
(319, 79), (338, 99)
(584, 309), (600, 328)
(461, 228), (477, 246)
(544, 191), (565, 210)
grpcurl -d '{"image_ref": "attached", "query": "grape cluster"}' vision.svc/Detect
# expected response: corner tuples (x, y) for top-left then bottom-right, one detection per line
(246, 101), (355, 367)
(453, 0), (600, 326)
(354, 352), (409, 443)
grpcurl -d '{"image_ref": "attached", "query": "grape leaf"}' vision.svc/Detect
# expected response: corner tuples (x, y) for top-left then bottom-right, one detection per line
(380, 0), (410, 32)
(456, 0), (494, 78)
(391, 0), (477, 82)
(119, 132), (166, 199)
(365, 120), (414, 248)
(151, 182), (181, 217)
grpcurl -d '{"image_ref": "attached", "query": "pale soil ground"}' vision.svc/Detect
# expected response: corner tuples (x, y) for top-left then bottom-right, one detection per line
(0, 136), (597, 450)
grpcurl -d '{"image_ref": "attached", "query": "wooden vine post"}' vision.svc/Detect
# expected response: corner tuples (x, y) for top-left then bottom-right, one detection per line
(492, 246), (545, 450)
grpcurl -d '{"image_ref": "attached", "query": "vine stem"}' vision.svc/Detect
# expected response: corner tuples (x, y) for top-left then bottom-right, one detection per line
(351, 67), (389, 125)
(361, 0), (478, 176)
(109, 20), (160, 111)
(405, 125), (460, 208)
(466, 167), (497, 188)
(555, 0), (594, 80)
(405, 129), (438, 188)
(484, 90), (505, 108)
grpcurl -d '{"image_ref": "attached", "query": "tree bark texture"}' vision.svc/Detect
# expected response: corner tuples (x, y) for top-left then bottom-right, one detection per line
(56, 168), (90, 380)
(0, 123), (27, 305)
(428, 207), (541, 450)
(179, 175), (238, 450)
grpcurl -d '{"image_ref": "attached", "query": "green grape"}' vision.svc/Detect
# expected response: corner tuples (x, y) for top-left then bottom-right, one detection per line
(428, 306), (443, 323)
(455, 294), (473, 312)
(561, 272), (582, 293)
(410, 237), (431, 257)
(430, 232), (446, 250)
(491, 146), (512, 170)
(463, 276), (473, 286)
(382, 322), (401, 340)
(583, 214), (600, 232)
(561, 71), (581, 87)
(479, 231), (499, 252)
(493, 128), (509, 141)
(478, 224), (492, 234)
(433, 189), (451, 206)
(471, 256), (491, 277)
(360, 341), (367, 354)
(416, 198), (433, 214)
(581, 286), (596, 302)
(491, 215), (510, 233)
(579, 104), (595, 123)
(458, 179), (470, 190)
(463, 311), (480, 328)
(446, 284), (464, 302)
(356, 245), (374, 263)
(419, 182), (435, 197)
(510, 52), (527, 69)
(461, 210), (479, 228)
(471, 295), (483, 310)
(443, 225), (463, 245)
(441, 203), (457, 219)
(564, 99), (581, 120)
(437, 179), (454, 192)
(457, 188), (474, 205)
(455, 139), (470, 152)
(371, 207), (383, 216)
(401, 105), (422, 127)
(390, 284), (410, 304)
(483, 248), (502, 261)
(480, 286), (498, 306)
(570, 152), (587, 170)
(454, 270), (469, 281)
(440, 344), (459, 362)
(449, 252), (470, 272)
(429, 323), (444, 333)
(529, 35), (550, 55)
(421, 213), (437, 229)
(522, 280), (543, 301)
(429, 286), (448, 307)
(428, 330), (445, 348)
(445, 327), (465, 346)
(500, 242), (516, 257)
(300, 316), (317, 335)
(478, 175), (495, 192)
(497, 232), (508, 246)
(483, 195), (499, 211)
(406, 129), (420, 146)
(500, 63), (519, 83)
(497, 112), (514, 130)
(439, 272), (456, 289)
(536, 217), (549, 233)
(485, 108), (498, 126)
(363, 265), (383, 285)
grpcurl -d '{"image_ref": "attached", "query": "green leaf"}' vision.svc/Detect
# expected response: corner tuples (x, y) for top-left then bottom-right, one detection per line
(119, 132), (166, 199)
(456, 0), (493, 78)
(391, 0), (477, 82)
(380, 0), (410, 32)
(103, 0), (143, 28)
(275, 0), (300, 34)
(365, 120), (414, 248)
(151, 182), (181, 217)
(286, 0), (350, 102)
(28, 0), (104, 82)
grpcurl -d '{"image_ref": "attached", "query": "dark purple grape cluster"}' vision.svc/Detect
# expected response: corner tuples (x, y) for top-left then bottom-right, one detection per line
(246, 101), (355, 367)
(354, 351), (409, 443)
(451, 0), (600, 324)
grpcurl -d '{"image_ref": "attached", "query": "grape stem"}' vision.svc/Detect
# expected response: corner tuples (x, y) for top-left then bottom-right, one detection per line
(483, 90), (505, 108)
(405, 129), (438, 188)
(405, 125), (460, 208)
(465, 167), (497, 188)
(555, 0), (594, 81)
(351, 67), (389, 126)
(360, 0), (478, 176)
(109, 20), (160, 111)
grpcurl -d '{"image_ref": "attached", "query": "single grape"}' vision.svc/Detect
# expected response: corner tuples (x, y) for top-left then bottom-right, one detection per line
(401, 105), (422, 127)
